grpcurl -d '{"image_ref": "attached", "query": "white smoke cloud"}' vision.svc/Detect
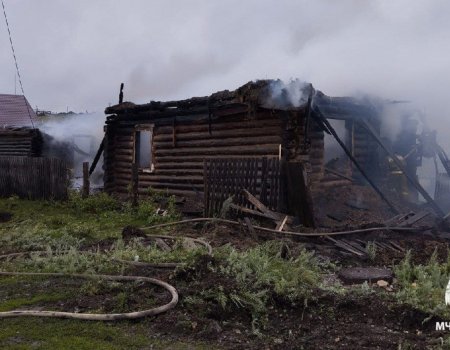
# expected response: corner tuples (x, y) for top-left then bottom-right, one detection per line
(39, 113), (105, 182)
(0, 0), (449, 149)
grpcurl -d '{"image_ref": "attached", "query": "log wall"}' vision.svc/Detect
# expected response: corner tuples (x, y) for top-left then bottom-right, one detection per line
(104, 109), (326, 198)
(0, 128), (42, 157)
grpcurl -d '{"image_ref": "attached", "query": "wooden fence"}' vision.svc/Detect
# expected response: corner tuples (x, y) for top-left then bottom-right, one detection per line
(0, 156), (69, 200)
(203, 157), (281, 216)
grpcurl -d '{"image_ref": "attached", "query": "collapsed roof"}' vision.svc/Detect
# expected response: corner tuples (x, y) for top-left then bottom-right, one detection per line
(105, 79), (381, 122)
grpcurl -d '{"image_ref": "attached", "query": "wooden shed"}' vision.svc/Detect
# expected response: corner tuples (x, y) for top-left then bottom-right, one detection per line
(103, 80), (383, 221)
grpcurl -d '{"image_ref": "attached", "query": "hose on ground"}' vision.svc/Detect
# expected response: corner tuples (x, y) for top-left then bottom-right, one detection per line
(0, 234), (212, 320)
(140, 218), (420, 237)
(0, 271), (178, 320)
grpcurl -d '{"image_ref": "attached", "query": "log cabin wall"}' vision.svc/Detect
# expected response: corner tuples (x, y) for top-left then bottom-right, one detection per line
(103, 107), (325, 199)
(0, 128), (43, 157)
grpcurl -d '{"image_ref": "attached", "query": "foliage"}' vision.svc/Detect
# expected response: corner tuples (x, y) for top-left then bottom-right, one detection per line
(69, 191), (121, 213)
(394, 250), (450, 317)
(0, 318), (213, 350)
(190, 241), (322, 333)
(219, 241), (320, 302)
(366, 241), (377, 261)
(0, 192), (180, 245)
(111, 237), (206, 266)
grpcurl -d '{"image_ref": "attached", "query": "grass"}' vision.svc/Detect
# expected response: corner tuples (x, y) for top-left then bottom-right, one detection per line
(0, 193), (222, 349)
(0, 191), (180, 249)
(0, 318), (215, 350)
(182, 241), (323, 333)
(0, 292), (71, 312)
(394, 249), (450, 318)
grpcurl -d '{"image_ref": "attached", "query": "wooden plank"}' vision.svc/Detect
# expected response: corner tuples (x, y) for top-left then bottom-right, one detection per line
(341, 239), (368, 255)
(325, 236), (365, 257)
(154, 135), (282, 149)
(154, 126), (282, 142)
(275, 216), (288, 231)
(242, 189), (279, 220)
(389, 241), (405, 252)
(398, 210), (431, 227)
(155, 144), (280, 157)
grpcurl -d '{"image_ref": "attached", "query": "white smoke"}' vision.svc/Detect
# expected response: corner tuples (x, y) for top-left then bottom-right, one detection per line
(263, 79), (311, 109)
(1, 1), (450, 172)
(39, 112), (105, 185)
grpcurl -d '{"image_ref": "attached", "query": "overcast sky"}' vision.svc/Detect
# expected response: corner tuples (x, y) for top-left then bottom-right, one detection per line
(0, 0), (449, 129)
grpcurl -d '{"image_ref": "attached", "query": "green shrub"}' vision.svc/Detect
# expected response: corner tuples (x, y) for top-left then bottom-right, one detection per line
(194, 241), (322, 333)
(218, 241), (320, 302)
(111, 237), (206, 265)
(394, 250), (450, 317)
(68, 192), (121, 213)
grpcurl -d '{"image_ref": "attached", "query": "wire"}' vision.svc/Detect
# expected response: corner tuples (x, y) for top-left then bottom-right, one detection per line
(1, 0), (35, 127)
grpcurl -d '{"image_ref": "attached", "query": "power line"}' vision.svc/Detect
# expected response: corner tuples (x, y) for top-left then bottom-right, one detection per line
(1, 0), (35, 127)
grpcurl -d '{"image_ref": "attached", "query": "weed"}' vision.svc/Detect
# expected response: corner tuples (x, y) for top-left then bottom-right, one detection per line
(218, 241), (321, 302)
(111, 237), (206, 266)
(366, 241), (377, 261)
(394, 250), (450, 317)
(69, 191), (121, 214)
(359, 281), (374, 296)
(190, 241), (323, 333)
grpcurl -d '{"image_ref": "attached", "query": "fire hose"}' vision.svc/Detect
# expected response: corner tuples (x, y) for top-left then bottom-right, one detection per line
(140, 218), (421, 237)
(0, 234), (212, 320)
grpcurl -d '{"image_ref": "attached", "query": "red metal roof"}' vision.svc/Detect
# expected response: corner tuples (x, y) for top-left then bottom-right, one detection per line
(0, 94), (37, 127)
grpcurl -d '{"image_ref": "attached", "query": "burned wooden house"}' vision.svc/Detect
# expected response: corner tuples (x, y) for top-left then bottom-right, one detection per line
(103, 80), (401, 223)
(103, 79), (450, 223)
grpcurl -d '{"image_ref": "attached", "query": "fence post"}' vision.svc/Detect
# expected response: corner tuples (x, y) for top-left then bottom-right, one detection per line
(132, 163), (139, 207)
(82, 162), (90, 198)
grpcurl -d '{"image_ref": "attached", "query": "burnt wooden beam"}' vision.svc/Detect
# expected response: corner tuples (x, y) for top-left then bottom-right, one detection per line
(89, 137), (105, 175)
(82, 162), (90, 198)
(119, 83), (124, 104)
(242, 189), (279, 220)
